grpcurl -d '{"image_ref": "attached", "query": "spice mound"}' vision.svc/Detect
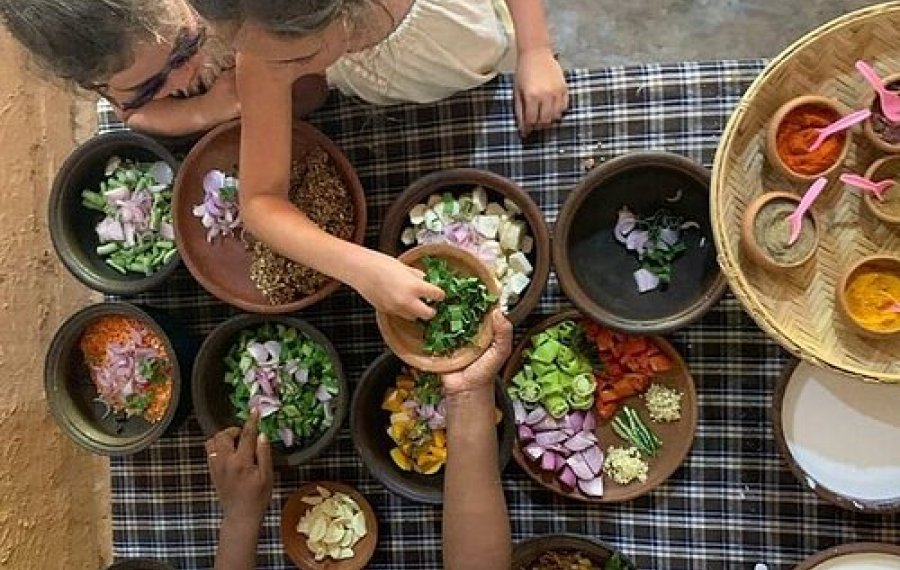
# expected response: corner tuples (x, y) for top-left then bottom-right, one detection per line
(871, 80), (900, 145)
(776, 104), (844, 176)
(844, 268), (900, 333)
(79, 315), (173, 424)
(296, 486), (368, 562)
(752, 199), (816, 265)
(250, 147), (355, 305)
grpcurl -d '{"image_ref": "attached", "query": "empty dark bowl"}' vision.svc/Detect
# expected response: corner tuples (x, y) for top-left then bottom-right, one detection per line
(49, 131), (181, 295)
(379, 168), (551, 325)
(511, 534), (636, 569)
(192, 313), (348, 467)
(106, 560), (176, 570)
(350, 351), (515, 504)
(553, 152), (726, 334)
(44, 302), (185, 455)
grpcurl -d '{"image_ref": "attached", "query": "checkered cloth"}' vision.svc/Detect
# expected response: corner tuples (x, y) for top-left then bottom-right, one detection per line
(100, 61), (899, 570)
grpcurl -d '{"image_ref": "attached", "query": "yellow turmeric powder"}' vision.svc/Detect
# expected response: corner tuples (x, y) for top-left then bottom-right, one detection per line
(845, 269), (900, 333)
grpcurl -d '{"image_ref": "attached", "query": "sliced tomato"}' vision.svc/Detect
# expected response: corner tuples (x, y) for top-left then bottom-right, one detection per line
(598, 389), (621, 404)
(622, 372), (650, 392)
(597, 401), (619, 420)
(648, 353), (673, 372)
(621, 336), (648, 355)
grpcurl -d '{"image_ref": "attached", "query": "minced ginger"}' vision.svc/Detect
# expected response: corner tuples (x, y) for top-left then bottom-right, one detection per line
(643, 383), (683, 423)
(603, 446), (648, 485)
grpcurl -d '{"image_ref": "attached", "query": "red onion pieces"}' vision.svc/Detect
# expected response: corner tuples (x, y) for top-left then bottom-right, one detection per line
(194, 169), (242, 243)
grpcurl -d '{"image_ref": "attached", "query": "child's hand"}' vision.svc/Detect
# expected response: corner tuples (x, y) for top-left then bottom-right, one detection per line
(206, 410), (273, 524)
(202, 69), (241, 125)
(353, 251), (446, 321)
(442, 310), (513, 396)
(514, 47), (569, 138)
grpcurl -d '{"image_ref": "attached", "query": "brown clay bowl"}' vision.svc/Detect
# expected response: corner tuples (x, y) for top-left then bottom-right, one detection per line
(511, 535), (636, 569)
(172, 119), (366, 314)
(740, 191), (820, 272)
(863, 73), (900, 155)
(793, 543), (900, 570)
(281, 481), (378, 570)
(501, 309), (698, 503)
(105, 560), (176, 570)
(376, 243), (500, 374)
(862, 156), (900, 225)
(835, 255), (900, 338)
(765, 95), (851, 182)
(378, 168), (551, 325)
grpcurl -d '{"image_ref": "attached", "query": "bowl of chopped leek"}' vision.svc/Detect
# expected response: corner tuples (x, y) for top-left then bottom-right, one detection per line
(50, 131), (181, 295)
(192, 313), (348, 467)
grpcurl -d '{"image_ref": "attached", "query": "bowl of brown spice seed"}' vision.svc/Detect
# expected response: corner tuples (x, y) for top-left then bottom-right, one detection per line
(172, 119), (367, 314)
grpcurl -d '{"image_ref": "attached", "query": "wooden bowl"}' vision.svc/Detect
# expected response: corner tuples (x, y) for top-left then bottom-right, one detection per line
(349, 351), (515, 504)
(378, 168), (551, 325)
(863, 156), (900, 225)
(281, 481), (377, 570)
(836, 255), (900, 338)
(105, 560), (176, 570)
(765, 95), (851, 182)
(862, 73), (900, 155)
(375, 243), (500, 374)
(501, 309), (698, 503)
(740, 191), (820, 271)
(172, 119), (366, 314)
(553, 151), (725, 335)
(793, 542), (900, 570)
(511, 534), (636, 569)
(191, 313), (348, 467)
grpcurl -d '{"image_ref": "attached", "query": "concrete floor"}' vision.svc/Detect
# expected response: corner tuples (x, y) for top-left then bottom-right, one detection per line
(549, 0), (877, 67)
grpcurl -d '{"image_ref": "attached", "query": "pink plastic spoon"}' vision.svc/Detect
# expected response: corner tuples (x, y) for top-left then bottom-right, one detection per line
(840, 173), (894, 201)
(807, 109), (871, 152)
(857, 60), (900, 123)
(787, 177), (827, 246)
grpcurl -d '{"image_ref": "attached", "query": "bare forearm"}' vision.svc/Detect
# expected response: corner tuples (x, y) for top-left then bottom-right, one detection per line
(214, 515), (261, 570)
(505, 0), (553, 53)
(123, 95), (225, 136)
(443, 385), (510, 570)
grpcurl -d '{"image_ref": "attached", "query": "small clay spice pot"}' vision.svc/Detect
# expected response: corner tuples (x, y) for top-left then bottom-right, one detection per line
(863, 73), (900, 154)
(836, 255), (900, 339)
(766, 95), (851, 183)
(863, 156), (900, 225)
(741, 191), (820, 272)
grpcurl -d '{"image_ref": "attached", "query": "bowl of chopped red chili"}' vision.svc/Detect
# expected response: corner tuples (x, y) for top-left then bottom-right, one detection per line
(863, 73), (900, 154)
(44, 302), (184, 455)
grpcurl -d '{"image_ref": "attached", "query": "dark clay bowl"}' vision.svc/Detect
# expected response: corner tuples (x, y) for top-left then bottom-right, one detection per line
(106, 560), (176, 570)
(49, 132), (181, 295)
(172, 119), (366, 314)
(191, 313), (348, 467)
(511, 535), (636, 569)
(553, 152), (726, 335)
(350, 351), (515, 504)
(44, 302), (186, 456)
(378, 168), (551, 325)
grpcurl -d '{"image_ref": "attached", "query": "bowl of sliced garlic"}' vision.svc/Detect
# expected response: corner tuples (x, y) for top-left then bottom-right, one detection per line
(281, 481), (378, 570)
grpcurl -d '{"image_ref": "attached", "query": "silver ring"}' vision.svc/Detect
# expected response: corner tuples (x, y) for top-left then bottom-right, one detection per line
(208, 452), (218, 459)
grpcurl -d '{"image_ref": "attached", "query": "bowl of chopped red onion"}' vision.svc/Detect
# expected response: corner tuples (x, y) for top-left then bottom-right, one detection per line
(553, 152), (726, 335)
(192, 313), (348, 467)
(49, 131), (181, 295)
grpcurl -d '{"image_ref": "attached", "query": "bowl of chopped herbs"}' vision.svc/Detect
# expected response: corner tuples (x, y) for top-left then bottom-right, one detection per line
(192, 313), (348, 467)
(512, 535), (637, 570)
(376, 243), (501, 374)
(553, 151), (726, 334)
(50, 131), (181, 295)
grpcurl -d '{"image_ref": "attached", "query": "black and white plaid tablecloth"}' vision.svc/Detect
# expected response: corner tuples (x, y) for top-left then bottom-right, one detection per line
(99, 61), (899, 570)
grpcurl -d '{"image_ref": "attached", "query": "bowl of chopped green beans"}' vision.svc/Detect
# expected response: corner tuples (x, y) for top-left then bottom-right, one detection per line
(50, 131), (181, 295)
(192, 313), (348, 467)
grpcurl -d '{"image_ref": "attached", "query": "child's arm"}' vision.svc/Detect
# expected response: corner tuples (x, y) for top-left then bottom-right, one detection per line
(119, 70), (241, 136)
(235, 53), (445, 320)
(504, 0), (569, 137)
(442, 311), (513, 570)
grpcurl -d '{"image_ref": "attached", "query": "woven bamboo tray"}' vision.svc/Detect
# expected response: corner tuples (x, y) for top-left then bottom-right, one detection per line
(712, 2), (900, 382)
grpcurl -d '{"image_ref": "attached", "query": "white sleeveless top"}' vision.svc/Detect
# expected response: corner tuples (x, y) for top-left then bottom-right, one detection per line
(326, 0), (516, 105)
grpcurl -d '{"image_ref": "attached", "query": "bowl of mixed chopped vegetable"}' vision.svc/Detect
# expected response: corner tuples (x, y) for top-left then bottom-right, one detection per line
(553, 152), (726, 334)
(379, 168), (550, 324)
(172, 119), (366, 313)
(192, 313), (347, 467)
(49, 131), (181, 295)
(376, 243), (501, 374)
(349, 351), (515, 504)
(44, 302), (184, 455)
(512, 535), (636, 570)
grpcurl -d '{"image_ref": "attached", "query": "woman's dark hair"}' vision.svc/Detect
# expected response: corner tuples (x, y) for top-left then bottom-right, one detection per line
(188, 0), (242, 22)
(239, 0), (362, 35)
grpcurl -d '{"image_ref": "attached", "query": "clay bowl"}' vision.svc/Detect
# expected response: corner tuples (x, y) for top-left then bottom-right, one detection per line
(172, 119), (366, 314)
(836, 255), (900, 338)
(740, 191), (821, 272)
(502, 309), (698, 503)
(378, 168), (551, 325)
(375, 243), (500, 374)
(793, 543), (900, 570)
(44, 302), (185, 456)
(105, 560), (176, 570)
(765, 95), (851, 182)
(553, 151), (725, 335)
(281, 481), (378, 570)
(512, 535), (636, 569)
(862, 156), (900, 225)
(862, 73), (900, 155)
(192, 313), (348, 467)
(49, 131), (181, 295)
(350, 351), (515, 504)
